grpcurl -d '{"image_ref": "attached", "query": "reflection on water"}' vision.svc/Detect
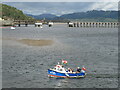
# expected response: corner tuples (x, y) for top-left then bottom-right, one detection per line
(48, 78), (69, 88)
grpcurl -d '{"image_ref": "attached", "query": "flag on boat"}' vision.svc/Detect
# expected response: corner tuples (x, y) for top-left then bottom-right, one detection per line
(62, 59), (68, 64)
(82, 67), (86, 71)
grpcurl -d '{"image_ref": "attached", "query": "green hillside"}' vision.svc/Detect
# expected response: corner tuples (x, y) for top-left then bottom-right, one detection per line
(1, 3), (34, 20)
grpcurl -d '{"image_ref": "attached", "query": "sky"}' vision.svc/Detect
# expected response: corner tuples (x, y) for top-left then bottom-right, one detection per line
(3, 2), (118, 16)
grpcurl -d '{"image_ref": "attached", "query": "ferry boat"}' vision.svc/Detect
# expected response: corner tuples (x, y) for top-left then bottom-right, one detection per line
(48, 60), (86, 78)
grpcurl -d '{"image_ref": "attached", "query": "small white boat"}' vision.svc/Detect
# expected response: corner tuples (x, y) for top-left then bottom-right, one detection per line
(10, 26), (15, 30)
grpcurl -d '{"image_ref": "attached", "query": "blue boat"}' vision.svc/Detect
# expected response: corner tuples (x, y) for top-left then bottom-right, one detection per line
(48, 62), (87, 78)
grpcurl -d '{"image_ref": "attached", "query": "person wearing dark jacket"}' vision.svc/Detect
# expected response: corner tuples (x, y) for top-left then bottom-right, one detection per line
(76, 67), (81, 73)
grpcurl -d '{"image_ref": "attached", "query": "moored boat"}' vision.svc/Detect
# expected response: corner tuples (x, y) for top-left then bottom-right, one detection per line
(10, 26), (15, 30)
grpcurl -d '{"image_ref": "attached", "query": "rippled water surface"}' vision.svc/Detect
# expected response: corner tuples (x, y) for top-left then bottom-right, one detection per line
(2, 24), (118, 88)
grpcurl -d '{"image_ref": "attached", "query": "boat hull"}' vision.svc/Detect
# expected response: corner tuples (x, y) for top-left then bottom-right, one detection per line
(48, 69), (86, 78)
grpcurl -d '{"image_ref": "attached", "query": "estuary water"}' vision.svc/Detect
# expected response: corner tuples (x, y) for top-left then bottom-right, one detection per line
(2, 24), (118, 88)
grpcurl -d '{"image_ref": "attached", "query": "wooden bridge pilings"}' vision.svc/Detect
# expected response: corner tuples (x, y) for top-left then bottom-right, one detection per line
(13, 20), (119, 28)
(68, 22), (119, 28)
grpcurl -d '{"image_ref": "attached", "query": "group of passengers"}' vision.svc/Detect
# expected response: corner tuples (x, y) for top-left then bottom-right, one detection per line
(54, 64), (82, 73)
(67, 67), (81, 73)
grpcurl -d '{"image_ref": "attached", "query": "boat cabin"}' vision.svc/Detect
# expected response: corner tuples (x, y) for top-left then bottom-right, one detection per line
(53, 65), (66, 73)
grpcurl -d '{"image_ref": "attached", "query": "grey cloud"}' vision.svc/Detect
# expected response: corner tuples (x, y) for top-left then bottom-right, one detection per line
(2, 0), (119, 2)
(3, 2), (118, 15)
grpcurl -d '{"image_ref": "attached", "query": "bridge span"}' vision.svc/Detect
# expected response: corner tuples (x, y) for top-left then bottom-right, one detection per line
(68, 22), (118, 28)
(13, 20), (119, 28)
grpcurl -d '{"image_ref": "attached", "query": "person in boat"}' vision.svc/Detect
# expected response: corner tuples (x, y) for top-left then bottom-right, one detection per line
(67, 68), (73, 73)
(76, 67), (81, 73)
(61, 65), (64, 68)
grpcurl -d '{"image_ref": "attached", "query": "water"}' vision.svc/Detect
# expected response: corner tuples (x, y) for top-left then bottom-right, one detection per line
(2, 24), (118, 88)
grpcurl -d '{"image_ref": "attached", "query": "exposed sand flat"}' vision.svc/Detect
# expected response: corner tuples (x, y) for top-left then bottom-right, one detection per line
(1, 38), (54, 46)
(18, 39), (54, 46)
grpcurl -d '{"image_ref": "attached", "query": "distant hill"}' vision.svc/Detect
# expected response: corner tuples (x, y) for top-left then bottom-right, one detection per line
(1, 3), (34, 20)
(28, 10), (118, 22)
(1, 3), (118, 22)
(26, 13), (57, 20)
(60, 10), (118, 22)
(60, 10), (118, 19)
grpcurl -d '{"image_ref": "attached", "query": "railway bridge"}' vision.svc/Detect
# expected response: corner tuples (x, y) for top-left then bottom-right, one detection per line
(13, 20), (119, 28)
(68, 22), (119, 28)
(13, 20), (36, 27)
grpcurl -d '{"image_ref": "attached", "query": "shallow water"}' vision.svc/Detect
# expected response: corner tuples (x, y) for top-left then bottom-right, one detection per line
(2, 24), (118, 88)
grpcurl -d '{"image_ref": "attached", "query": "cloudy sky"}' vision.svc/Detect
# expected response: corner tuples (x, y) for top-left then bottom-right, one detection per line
(3, 2), (118, 16)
